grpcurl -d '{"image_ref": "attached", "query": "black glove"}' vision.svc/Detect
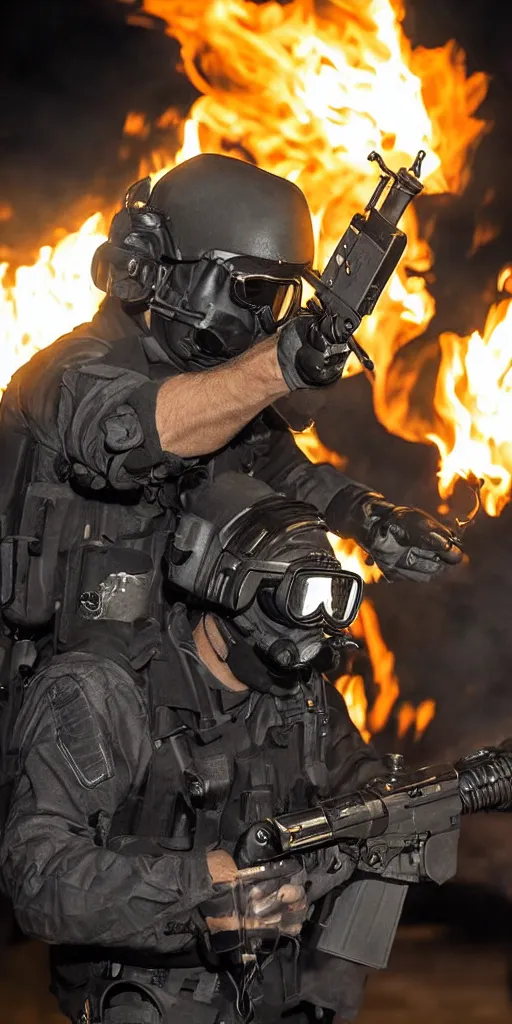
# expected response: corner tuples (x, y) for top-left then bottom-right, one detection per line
(345, 492), (463, 583)
(277, 308), (350, 390)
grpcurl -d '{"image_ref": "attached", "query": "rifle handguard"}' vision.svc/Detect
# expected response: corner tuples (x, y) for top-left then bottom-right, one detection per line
(235, 747), (512, 874)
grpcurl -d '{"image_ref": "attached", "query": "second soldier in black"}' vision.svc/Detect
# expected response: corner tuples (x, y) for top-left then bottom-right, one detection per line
(1, 474), (388, 1024)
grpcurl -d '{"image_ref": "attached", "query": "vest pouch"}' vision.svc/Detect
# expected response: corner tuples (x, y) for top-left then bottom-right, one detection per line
(0, 427), (35, 611)
(0, 513), (15, 609)
(3, 482), (75, 628)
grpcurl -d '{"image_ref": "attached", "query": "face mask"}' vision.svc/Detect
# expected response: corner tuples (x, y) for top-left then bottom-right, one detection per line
(149, 253), (303, 369)
(216, 565), (356, 687)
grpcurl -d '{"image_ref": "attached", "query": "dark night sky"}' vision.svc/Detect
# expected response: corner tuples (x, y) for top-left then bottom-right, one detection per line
(2, 0), (512, 887)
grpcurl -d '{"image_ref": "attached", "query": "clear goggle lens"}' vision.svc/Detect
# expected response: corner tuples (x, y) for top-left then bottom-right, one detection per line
(288, 572), (361, 628)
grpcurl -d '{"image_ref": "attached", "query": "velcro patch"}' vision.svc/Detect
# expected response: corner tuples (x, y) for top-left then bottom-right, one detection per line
(48, 675), (114, 788)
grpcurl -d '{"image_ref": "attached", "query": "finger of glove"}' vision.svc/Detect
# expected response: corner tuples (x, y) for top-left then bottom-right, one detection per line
(279, 899), (309, 937)
(318, 313), (343, 343)
(296, 349), (345, 384)
(315, 331), (349, 361)
(396, 549), (443, 575)
(378, 551), (444, 582)
(437, 540), (463, 564)
(248, 860), (301, 899)
(249, 883), (305, 918)
(414, 530), (462, 559)
(390, 520), (463, 561)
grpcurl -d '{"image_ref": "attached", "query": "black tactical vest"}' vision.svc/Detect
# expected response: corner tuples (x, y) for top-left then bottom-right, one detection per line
(50, 605), (331, 1023)
(0, 306), (276, 652)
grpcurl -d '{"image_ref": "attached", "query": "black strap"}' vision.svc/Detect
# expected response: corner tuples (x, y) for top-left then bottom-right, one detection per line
(303, 675), (329, 793)
(0, 638), (38, 815)
(135, 650), (234, 847)
(272, 676), (329, 794)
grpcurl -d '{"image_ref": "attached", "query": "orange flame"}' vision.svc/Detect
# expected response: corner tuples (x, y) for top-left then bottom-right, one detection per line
(0, 216), (106, 392)
(427, 284), (512, 517)
(123, 112), (150, 139)
(397, 698), (436, 741)
(0, 0), (490, 744)
(336, 599), (436, 742)
(143, 0), (488, 382)
(292, 424), (347, 472)
(335, 673), (371, 743)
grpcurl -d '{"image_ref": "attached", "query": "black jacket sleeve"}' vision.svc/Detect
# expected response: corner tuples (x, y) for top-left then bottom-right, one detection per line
(0, 653), (214, 951)
(252, 419), (369, 532)
(10, 323), (190, 492)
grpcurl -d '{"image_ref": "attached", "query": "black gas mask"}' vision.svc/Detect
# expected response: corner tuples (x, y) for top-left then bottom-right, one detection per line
(149, 250), (304, 368)
(91, 153), (314, 369)
(167, 473), (363, 693)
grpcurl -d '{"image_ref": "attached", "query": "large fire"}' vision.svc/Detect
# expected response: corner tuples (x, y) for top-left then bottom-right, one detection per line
(429, 278), (512, 518)
(1, 0), (505, 743)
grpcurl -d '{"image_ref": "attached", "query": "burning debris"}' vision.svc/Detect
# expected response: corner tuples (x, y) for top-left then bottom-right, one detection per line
(0, 0), (508, 743)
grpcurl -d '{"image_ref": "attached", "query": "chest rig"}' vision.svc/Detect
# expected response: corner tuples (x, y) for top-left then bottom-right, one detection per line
(0, 334), (178, 650)
(117, 605), (331, 858)
(53, 610), (333, 1024)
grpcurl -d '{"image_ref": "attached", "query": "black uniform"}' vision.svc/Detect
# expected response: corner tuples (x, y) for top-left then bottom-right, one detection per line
(0, 604), (383, 1023)
(0, 298), (365, 642)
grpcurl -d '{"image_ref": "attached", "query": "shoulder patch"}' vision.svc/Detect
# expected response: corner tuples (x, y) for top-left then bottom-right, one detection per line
(48, 674), (114, 789)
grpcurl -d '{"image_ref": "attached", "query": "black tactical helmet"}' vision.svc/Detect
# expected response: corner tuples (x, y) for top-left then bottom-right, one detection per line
(168, 473), (363, 689)
(92, 154), (315, 368)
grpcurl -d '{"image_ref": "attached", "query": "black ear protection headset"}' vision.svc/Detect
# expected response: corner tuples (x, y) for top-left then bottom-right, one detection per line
(92, 176), (184, 312)
(92, 176), (304, 331)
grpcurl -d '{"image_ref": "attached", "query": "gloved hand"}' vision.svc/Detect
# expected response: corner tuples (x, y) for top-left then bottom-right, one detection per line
(346, 492), (463, 583)
(276, 307), (350, 390)
(200, 854), (308, 954)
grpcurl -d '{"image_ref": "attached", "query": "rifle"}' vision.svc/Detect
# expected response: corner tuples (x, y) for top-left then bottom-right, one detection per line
(233, 746), (512, 971)
(304, 149), (426, 372)
(235, 746), (512, 882)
